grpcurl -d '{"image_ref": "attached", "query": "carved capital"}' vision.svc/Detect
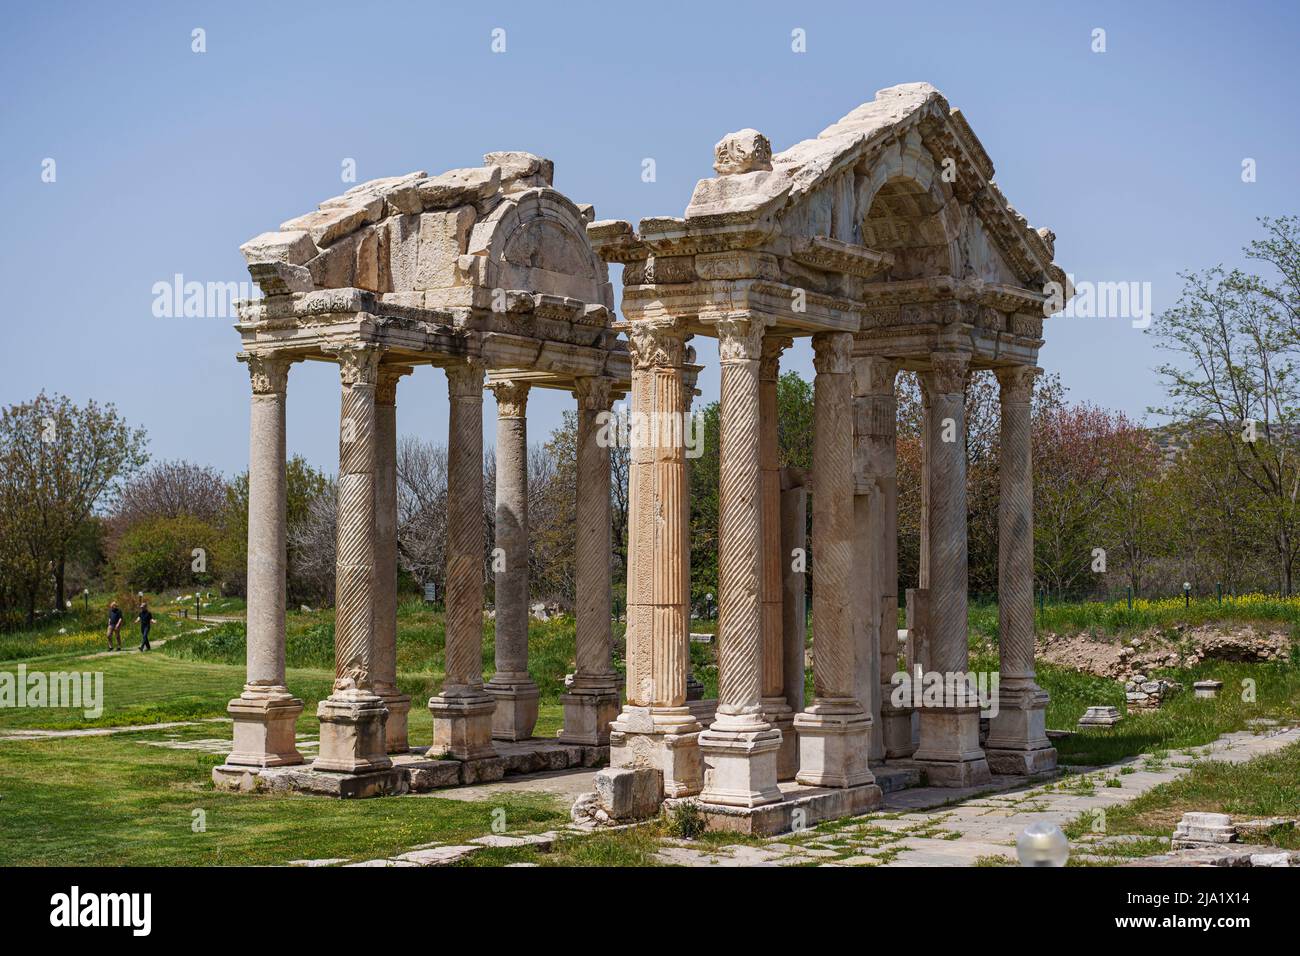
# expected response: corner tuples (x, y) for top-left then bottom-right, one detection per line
(926, 351), (971, 395)
(855, 355), (899, 396)
(445, 358), (486, 400)
(812, 331), (853, 376)
(996, 365), (1039, 404)
(332, 345), (382, 389)
(713, 128), (773, 175)
(715, 313), (767, 363)
(375, 366), (411, 406)
(243, 353), (291, 395)
(627, 320), (687, 370)
(489, 379), (531, 417)
(573, 376), (614, 412)
(760, 334), (793, 381)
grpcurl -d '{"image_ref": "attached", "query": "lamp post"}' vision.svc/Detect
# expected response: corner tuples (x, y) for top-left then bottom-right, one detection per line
(82, 588), (89, 613)
(1183, 581), (1191, 608)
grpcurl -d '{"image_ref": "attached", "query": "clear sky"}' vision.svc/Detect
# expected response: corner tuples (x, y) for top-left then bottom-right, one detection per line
(2, 0), (1298, 477)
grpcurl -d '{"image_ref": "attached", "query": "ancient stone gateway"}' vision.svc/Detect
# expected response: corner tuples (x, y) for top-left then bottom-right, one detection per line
(217, 84), (1063, 829)
(586, 82), (1063, 828)
(216, 153), (631, 791)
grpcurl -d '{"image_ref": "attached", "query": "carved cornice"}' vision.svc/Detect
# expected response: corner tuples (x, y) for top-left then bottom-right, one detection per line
(573, 376), (614, 411)
(715, 313), (767, 364)
(812, 331), (853, 376)
(926, 351), (971, 395)
(243, 353), (291, 395)
(995, 365), (1039, 404)
(789, 237), (893, 279)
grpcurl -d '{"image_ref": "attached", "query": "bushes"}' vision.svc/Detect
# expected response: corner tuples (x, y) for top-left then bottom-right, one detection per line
(111, 514), (223, 593)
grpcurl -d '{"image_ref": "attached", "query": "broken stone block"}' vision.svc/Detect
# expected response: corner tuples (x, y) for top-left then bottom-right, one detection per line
(1173, 811), (1236, 846)
(414, 206), (475, 290)
(1077, 705), (1123, 729)
(593, 766), (662, 821)
(1194, 679), (1223, 699)
(484, 151), (554, 192)
(240, 229), (317, 266)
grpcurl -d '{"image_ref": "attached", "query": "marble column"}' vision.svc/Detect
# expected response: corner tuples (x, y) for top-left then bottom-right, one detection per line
(485, 380), (540, 741)
(760, 335), (797, 780)
(610, 319), (702, 796)
(226, 354), (304, 767)
(779, 467), (808, 716)
(682, 360), (707, 708)
(561, 376), (621, 745)
(985, 366), (1057, 774)
(795, 332), (875, 789)
(428, 359), (496, 760)
(698, 314), (782, 808)
(315, 345), (391, 774)
(911, 351), (991, 787)
(858, 356), (912, 759)
(373, 366), (411, 754)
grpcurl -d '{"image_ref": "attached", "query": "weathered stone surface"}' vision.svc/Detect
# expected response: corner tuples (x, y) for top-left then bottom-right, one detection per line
(240, 229), (316, 266)
(414, 206), (475, 290)
(1173, 811), (1237, 846)
(594, 767), (663, 820)
(1078, 705), (1123, 728)
(484, 151), (553, 192)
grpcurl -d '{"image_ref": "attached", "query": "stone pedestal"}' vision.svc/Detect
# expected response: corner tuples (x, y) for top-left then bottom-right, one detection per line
(227, 693), (304, 767)
(316, 691), (391, 773)
(560, 689), (620, 746)
(985, 679), (1055, 774)
(698, 723), (783, 807)
(485, 678), (540, 743)
(429, 694), (497, 760)
(912, 706), (991, 787)
(609, 706), (702, 797)
(794, 702), (874, 788)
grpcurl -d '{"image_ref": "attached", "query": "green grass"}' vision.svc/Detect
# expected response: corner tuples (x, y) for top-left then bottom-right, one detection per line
(1063, 740), (1300, 855)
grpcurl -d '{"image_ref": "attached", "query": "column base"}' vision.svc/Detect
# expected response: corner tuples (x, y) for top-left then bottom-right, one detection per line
(762, 697), (798, 781)
(226, 691), (304, 768)
(314, 691), (391, 774)
(880, 702), (916, 759)
(485, 677), (540, 741)
(698, 714), (783, 808)
(793, 700), (875, 789)
(609, 705), (702, 797)
(377, 690), (412, 754)
(429, 692), (497, 760)
(985, 681), (1055, 774)
(985, 746), (1058, 775)
(559, 687), (620, 746)
(912, 707), (991, 788)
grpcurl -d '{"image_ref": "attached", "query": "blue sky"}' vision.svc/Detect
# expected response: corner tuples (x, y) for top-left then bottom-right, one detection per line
(2, 0), (1298, 477)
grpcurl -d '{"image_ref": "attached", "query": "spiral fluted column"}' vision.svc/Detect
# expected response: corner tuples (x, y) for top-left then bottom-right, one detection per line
(315, 344), (391, 774)
(985, 365), (1056, 774)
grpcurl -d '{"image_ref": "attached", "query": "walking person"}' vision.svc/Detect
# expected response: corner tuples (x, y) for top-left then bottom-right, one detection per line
(137, 601), (153, 652)
(107, 601), (123, 651)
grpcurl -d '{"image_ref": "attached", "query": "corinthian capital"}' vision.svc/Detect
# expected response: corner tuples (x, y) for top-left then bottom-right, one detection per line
(488, 379), (531, 417)
(715, 313), (767, 363)
(926, 351), (971, 395)
(760, 334), (793, 381)
(626, 319), (687, 370)
(573, 376), (614, 412)
(446, 358), (487, 400)
(243, 353), (291, 395)
(995, 365), (1039, 404)
(330, 344), (382, 388)
(812, 331), (853, 376)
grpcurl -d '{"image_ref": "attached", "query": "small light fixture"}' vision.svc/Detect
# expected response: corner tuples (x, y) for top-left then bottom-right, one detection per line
(1016, 821), (1069, 867)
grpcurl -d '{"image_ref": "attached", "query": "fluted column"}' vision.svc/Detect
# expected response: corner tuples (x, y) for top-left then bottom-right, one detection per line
(779, 468), (808, 716)
(795, 332), (875, 790)
(226, 354), (303, 768)
(428, 359), (496, 760)
(315, 344), (391, 774)
(759, 335), (797, 780)
(485, 380), (540, 741)
(561, 376), (621, 745)
(698, 314), (782, 808)
(374, 366), (411, 753)
(911, 350), (990, 787)
(609, 319), (701, 797)
(986, 366), (1056, 774)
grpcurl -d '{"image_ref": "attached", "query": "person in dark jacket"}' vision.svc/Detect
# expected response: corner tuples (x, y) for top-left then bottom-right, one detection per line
(107, 602), (123, 651)
(137, 602), (153, 652)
